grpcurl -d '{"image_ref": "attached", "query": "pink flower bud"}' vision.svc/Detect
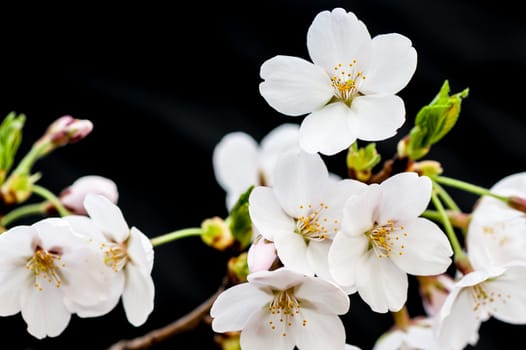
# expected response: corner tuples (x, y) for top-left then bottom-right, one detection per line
(60, 175), (118, 214)
(45, 115), (93, 147)
(419, 274), (455, 316)
(247, 236), (277, 273)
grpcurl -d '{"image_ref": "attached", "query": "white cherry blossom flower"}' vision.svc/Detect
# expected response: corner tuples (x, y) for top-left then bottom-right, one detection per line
(210, 268), (350, 350)
(213, 123), (300, 210)
(249, 150), (365, 281)
(0, 218), (113, 339)
(60, 175), (119, 215)
(373, 318), (441, 350)
(259, 8), (417, 155)
(328, 172), (452, 312)
(65, 194), (155, 326)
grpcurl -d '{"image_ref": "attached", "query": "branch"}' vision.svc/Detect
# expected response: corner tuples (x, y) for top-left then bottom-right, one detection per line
(107, 277), (228, 350)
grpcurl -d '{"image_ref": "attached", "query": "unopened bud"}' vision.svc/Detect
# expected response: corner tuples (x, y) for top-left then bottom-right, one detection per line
(247, 235), (277, 273)
(508, 196), (526, 214)
(418, 274), (455, 316)
(59, 175), (118, 215)
(201, 217), (234, 251)
(409, 160), (443, 177)
(42, 115), (93, 152)
(228, 252), (249, 283)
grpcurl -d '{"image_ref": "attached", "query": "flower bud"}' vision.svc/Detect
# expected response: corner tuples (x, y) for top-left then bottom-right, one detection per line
(508, 195), (526, 214)
(201, 217), (234, 251)
(60, 175), (118, 214)
(418, 274), (455, 316)
(408, 160), (443, 177)
(247, 235), (277, 273)
(41, 115), (93, 153)
(228, 252), (249, 283)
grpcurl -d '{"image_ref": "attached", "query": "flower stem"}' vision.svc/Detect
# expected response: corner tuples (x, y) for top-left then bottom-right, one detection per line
(433, 182), (460, 212)
(31, 185), (70, 217)
(0, 202), (46, 227)
(392, 305), (410, 331)
(150, 228), (203, 247)
(433, 176), (507, 202)
(430, 189), (466, 262)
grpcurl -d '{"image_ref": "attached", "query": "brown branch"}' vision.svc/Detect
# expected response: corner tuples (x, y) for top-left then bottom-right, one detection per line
(107, 277), (228, 350)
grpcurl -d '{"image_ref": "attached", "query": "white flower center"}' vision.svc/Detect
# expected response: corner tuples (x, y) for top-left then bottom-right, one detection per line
(101, 242), (128, 272)
(366, 220), (408, 258)
(331, 61), (366, 105)
(26, 247), (65, 290)
(267, 288), (307, 336)
(470, 283), (510, 319)
(295, 202), (334, 241)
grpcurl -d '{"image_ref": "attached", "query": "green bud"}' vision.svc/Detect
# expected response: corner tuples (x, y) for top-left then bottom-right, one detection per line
(201, 217), (234, 251)
(0, 172), (41, 205)
(228, 252), (249, 283)
(405, 80), (469, 160)
(228, 186), (254, 250)
(409, 160), (443, 177)
(0, 112), (25, 186)
(346, 142), (381, 181)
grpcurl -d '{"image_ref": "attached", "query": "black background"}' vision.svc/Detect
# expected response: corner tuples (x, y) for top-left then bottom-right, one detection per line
(1, 1), (525, 349)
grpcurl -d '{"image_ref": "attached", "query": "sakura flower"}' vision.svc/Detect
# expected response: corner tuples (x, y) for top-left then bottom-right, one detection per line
(328, 172), (452, 312)
(65, 194), (155, 326)
(213, 123), (300, 210)
(60, 175), (119, 215)
(259, 8), (417, 155)
(373, 318), (441, 350)
(0, 218), (113, 339)
(210, 268), (350, 350)
(249, 150), (365, 280)
(435, 262), (526, 350)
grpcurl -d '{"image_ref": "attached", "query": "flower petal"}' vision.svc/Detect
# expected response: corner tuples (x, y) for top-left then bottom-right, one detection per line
(249, 186), (295, 242)
(306, 240), (332, 280)
(373, 330), (404, 350)
(360, 34), (417, 95)
(328, 233), (368, 287)
(294, 270), (349, 314)
(240, 308), (296, 350)
(273, 233), (313, 276)
(248, 268), (306, 291)
(299, 102), (356, 156)
(341, 184), (380, 237)
(20, 284), (71, 339)
(351, 94), (405, 142)
(128, 227), (154, 273)
(272, 150), (328, 218)
(295, 309), (346, 350)
(260, 55), (333, 116)
(356, 251), (408, 313)
(0, 225), (34, 261)
(307, 8), (371, 71)
(122, 263), (155, 326)
(211, 283), (271, 332)
(487, 263), (526, 323)
(212, 132), (259, 195)
(260, 123), (300, 185)
(389, 218), (452, 275)
(63, 215), (106, 241)
(0, 267), (28, 316)
(84, 194), (130, 243)
(378, 172), (432, 223)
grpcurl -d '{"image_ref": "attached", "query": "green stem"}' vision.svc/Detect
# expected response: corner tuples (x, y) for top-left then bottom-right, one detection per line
(434, 182), (460, 212)
(11, 141), (49, 176)
(1, 202), (47, 227)
(32, 185), (70, 217)
(434, 176), (507, 202)
(150, 228), (203, 247)
(430, 189), (466, 261)
(422, 209), (443, 222)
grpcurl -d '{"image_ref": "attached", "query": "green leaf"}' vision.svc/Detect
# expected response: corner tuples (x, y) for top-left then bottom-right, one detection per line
(0, 112), (26, 185)
(228, 185), (254, 250)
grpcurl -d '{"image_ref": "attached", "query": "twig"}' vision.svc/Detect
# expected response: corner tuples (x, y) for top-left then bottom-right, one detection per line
(107, 277), (228, 350)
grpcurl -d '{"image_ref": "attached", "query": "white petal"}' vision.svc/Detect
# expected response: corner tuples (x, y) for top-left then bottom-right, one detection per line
(341, 185), (380, 237)
(249, 186), (295, 242)
(84, 194), (130, 243)
(128, 227), (154, 273)
(373, 330), (404, 350)
(211, 283), (271, 332)
(378, 172), (432, 222)
(360, 34), (417, 95)
(307, 8), (372, 71)
(351, 94), (405, 142)
(260, 123), (301, 186)
(0, 225), (36, 259)
(21, 284), (71, 339)
(122, 263), (155, 326)
(0, 267), (28, 316)
(299, 102), (356, 156)
(240, 308), (296, 350)
(294, 271), (349, 314)
(63, 215), (106, 241)
(436, 288), (481, 350)
(248, 268), (306, 291)
(273, 150), (328, 218)
(66, 274), (123, 318)
(328, 233), (368, 287)
(274, 233), (313, 276)
(486, 263), (526, 323)
(295, 310), (346, 350)
(212, 131), (259, 193)
(306, 240), (332, 280)
(389, 218), (452, 275)
(356, 251), (408, 313)
(260, 55), (333, 116)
